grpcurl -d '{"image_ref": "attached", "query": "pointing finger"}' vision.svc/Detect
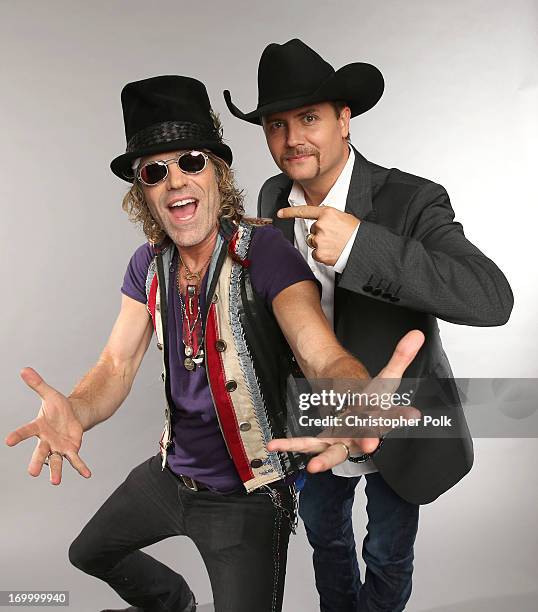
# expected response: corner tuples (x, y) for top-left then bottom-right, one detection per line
(277, 206), (323, 220)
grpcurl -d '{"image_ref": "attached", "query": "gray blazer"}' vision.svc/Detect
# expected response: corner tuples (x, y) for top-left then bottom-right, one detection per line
(257, 146), (513, 504)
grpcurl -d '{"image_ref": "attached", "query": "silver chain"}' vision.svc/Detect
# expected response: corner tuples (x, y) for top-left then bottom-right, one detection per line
(260, 483), (298, 535)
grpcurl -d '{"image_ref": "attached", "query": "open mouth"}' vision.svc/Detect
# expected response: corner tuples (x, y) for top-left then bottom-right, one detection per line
(167, 198), (198, 222)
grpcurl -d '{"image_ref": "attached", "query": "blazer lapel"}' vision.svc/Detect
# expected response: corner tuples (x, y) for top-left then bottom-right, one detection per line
(271, 183), (295, 243)
(345, 145), (374, 221)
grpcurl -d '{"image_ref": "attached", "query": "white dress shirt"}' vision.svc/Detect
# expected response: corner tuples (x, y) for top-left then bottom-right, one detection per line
(288, 146), (377, 477)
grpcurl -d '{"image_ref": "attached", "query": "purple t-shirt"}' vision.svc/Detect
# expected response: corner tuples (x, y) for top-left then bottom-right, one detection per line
(121, 224), (319, 493)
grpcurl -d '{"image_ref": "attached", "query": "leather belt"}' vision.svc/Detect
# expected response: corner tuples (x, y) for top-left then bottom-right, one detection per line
(178, 474), (209, 492)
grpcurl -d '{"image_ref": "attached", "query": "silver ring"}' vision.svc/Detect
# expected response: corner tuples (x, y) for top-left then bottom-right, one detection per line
(45, 450), (65, 465)
(305, 232), (316, 249)
(334, 442), (350, 460)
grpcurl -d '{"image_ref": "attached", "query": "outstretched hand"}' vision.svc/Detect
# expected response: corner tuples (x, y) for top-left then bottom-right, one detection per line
(5, 367), (91, 485)
(267, 330), (425, 473)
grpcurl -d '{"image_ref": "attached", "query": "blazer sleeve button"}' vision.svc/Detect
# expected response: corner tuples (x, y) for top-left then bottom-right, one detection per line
(390, 285), (402, 302)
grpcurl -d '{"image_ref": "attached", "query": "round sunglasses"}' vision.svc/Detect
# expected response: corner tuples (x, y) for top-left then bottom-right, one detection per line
(136, 150), (209, 186)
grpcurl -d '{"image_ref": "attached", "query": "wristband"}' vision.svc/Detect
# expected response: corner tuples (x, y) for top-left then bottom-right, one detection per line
(347, 435), (385, 463)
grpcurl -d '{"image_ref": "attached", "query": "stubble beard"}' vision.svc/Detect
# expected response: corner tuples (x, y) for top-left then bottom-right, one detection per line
(149, 199), (221, 249)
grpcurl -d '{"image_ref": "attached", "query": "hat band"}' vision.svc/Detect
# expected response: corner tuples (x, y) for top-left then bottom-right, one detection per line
(126, 120), (220, 154)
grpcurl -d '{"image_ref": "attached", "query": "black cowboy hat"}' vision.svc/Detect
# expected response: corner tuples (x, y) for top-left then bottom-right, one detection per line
(223, 38), (384, 125)
(111, 75), (232, 182)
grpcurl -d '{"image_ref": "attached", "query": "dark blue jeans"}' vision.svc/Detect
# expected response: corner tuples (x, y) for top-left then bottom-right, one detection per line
(299, 470), (419, 612)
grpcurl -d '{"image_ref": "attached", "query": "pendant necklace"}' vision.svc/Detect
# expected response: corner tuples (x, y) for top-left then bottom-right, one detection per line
(177, 250), (211, 371)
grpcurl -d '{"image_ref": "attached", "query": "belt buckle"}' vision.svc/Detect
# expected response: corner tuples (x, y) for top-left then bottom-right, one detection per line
(181, 475), (198, 491)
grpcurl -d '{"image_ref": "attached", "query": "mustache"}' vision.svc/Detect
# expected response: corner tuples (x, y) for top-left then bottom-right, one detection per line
(283, 147), (319, 159)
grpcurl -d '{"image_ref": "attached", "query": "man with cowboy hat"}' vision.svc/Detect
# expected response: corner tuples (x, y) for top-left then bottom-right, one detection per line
(225, 38), (513, 611)
(6, 75), (424, 612)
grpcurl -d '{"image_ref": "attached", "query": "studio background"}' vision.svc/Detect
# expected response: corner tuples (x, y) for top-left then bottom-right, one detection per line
(1, 1), (536, 611)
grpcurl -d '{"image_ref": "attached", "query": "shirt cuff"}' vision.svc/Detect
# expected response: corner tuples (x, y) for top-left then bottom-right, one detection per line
(333, 224), (360, 273)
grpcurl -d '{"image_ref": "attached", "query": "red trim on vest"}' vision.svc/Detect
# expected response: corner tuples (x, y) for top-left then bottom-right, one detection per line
(229, 230), (239, 254)
(205, 303), (254, 482)
(148, 274), (158, 331)
(228, 230), (251, 268)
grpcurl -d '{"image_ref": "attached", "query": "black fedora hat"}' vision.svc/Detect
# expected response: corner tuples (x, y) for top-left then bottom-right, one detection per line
(224, 38), (384, 125)
(111, 75), (233, 182)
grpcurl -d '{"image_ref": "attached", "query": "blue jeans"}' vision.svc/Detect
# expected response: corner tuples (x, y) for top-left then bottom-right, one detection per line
(299, 470), (419, 612)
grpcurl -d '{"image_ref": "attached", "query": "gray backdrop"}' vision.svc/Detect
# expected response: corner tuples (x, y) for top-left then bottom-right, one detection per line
(2, 1), (537, 611)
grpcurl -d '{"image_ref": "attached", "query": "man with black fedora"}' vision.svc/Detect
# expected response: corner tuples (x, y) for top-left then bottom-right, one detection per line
(6, 74), (425, 612)
(225, 38), (514, 611)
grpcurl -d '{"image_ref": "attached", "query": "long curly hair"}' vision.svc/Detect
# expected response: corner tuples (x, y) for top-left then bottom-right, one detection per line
(122, 114), (244, 244)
